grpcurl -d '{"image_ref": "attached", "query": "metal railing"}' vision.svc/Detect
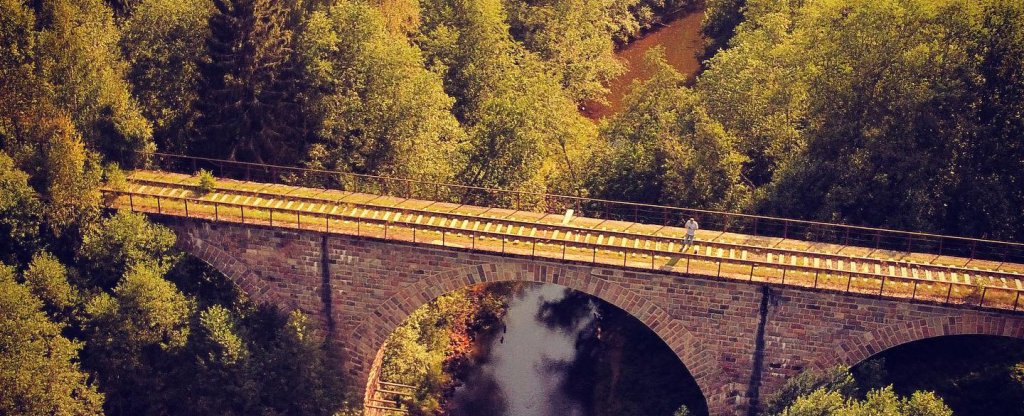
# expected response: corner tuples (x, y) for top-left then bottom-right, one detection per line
(139, 152), (1024, 264)
(102, 188), (1024, 312)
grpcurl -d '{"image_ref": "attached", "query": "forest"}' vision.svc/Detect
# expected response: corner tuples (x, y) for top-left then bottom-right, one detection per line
(1, 0), (1023, 414)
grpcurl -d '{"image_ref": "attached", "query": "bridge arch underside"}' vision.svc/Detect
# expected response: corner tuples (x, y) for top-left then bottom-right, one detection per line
(356, 263), (717, 414)
(164, 219), (1024, 415)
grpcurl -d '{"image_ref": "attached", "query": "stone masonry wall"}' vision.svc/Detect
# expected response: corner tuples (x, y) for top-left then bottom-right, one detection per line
(166, 218), (1024, 415)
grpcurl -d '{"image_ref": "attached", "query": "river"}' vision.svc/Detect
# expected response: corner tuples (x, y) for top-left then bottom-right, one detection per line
(581, 8), (706, 119)
(446, 283), (707, 416)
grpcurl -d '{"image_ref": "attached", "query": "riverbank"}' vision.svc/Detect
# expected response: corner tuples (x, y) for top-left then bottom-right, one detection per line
(582, 6), (707, 119)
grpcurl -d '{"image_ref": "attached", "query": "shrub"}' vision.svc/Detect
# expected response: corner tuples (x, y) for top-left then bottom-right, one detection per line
(195, 169), (216, 196)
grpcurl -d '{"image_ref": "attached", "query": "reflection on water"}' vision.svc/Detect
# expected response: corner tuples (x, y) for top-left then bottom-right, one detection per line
(448, 283), (706, 416)
(582, 8), (706, 119)
(450, 284), (595, 416)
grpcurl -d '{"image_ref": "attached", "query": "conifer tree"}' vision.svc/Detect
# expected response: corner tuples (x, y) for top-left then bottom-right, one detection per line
(192, 0), (306, 164)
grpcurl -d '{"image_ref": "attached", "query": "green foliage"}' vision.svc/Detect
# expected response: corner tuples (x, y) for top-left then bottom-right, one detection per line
(780, 387), (952, 416)
(191, 0), (307, 164)
(504, 0), (625, 103)
(0, 152), (43, 265)
(195, 168), (216, 195)
(122, 0), (213, 153)
(23, 250), (79, 322)
(198, 305), (247, 365)
(300, 0), (465, 184)
(850, 335), (1024, 416)
(39, 116), (104, 234)
(0, 263), (105, 415)
(416, 0), (599, 200)
(104, 162), (128, 192)
(78, 210), (179, 288)
(32, 0), (155, 165)
(699, 0), (1024, 238)
(766, 366), (858, 415)
(701, 0), (745, 58)
(592, 49), (748, 210)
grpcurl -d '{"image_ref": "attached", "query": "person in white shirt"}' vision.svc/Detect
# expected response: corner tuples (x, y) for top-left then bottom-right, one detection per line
(684, 217), (699, 247)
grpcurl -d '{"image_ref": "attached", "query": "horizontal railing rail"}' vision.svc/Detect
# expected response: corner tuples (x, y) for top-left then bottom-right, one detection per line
(102, 188), (1024, 313)
(122, 175), (1024, 281)
(138, 152), (1024, 264)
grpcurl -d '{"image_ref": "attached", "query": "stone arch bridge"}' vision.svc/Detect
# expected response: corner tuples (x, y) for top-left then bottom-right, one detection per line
(105, 168), (1024, 415)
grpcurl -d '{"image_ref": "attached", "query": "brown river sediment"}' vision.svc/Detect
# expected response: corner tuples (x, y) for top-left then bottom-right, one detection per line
(582, 8), (706, 119)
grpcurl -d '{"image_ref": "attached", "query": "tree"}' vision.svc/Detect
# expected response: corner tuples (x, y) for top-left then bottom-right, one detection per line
(191, 0), (307, 164)
(701, 0), (745, 58)
(82, 263), (193, 415)
(122, 0), (214, 153)
(779, 387), (951, 416)
(23, 250), (79, 323)
(33, 0), (154, 165)
(0, 151), (43, 265)
(0, 264), (105, 415)
(417, 0), (600, 201)
(592, 49), (748, 210)
(504, 0), (625, 103)
(78, 210), (179, 289)
(299, 0), (466, 185)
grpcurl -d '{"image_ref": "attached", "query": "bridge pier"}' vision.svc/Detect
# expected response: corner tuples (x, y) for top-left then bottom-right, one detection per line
(164, 218), (1024, 415)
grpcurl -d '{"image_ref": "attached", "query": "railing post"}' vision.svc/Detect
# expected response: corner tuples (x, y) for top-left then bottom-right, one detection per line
(749, 265), (755, 281)
(879, 276), (886, 296)
(269, 209), (273, 226)
(592, 246), (596, 263)
(813, 270), (819, 288)
(129, 193), (134, 211)
(184, 199), (189, 217)
(781, 268), (787, 285)
(945, 282), (953, 303)
(532, 240), (537, 258)
(912, 281), (918, 300)
(413, 227), (417, 243)
(384, 222), (388, 239)
(623, 251), (627, 267)
(717, 261), (722, 278)
(979, 287), (987, 307)
(442, 230), (445, 247)
(1014, 292), (1020, 311)
(296, 212), (300, 229)
(156, 196), (161, 214)
(846, 272), (853, 292)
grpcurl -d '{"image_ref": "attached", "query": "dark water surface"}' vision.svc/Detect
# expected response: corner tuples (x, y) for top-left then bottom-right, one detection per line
(448, 283), (706, 416)
(582, 9), (706, 119)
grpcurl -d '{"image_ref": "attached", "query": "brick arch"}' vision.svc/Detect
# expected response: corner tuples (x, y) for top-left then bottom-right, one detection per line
(352, 262), (720, 411)
(812, 315), (1024, 372)
(176, 228), (290, 308)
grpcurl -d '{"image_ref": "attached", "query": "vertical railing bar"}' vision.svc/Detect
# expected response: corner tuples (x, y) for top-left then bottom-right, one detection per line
(879, 276), (886, 296)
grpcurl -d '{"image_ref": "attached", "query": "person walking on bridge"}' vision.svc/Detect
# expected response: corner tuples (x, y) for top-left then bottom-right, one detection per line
(684, 217), (699, 248)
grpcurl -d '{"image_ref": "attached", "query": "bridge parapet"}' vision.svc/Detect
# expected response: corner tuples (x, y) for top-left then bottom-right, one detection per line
(104, 169), (1024, 313)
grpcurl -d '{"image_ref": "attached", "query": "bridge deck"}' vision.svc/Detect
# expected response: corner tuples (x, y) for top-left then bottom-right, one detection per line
(103, 170), (1024, 312)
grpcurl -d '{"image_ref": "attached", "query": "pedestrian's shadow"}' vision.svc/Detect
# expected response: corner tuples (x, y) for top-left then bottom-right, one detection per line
(662, 244), (693, 271)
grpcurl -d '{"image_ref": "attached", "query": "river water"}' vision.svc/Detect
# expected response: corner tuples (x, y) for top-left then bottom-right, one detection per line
(447, 283), (706, 416)
(582, 8), (706, 119)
